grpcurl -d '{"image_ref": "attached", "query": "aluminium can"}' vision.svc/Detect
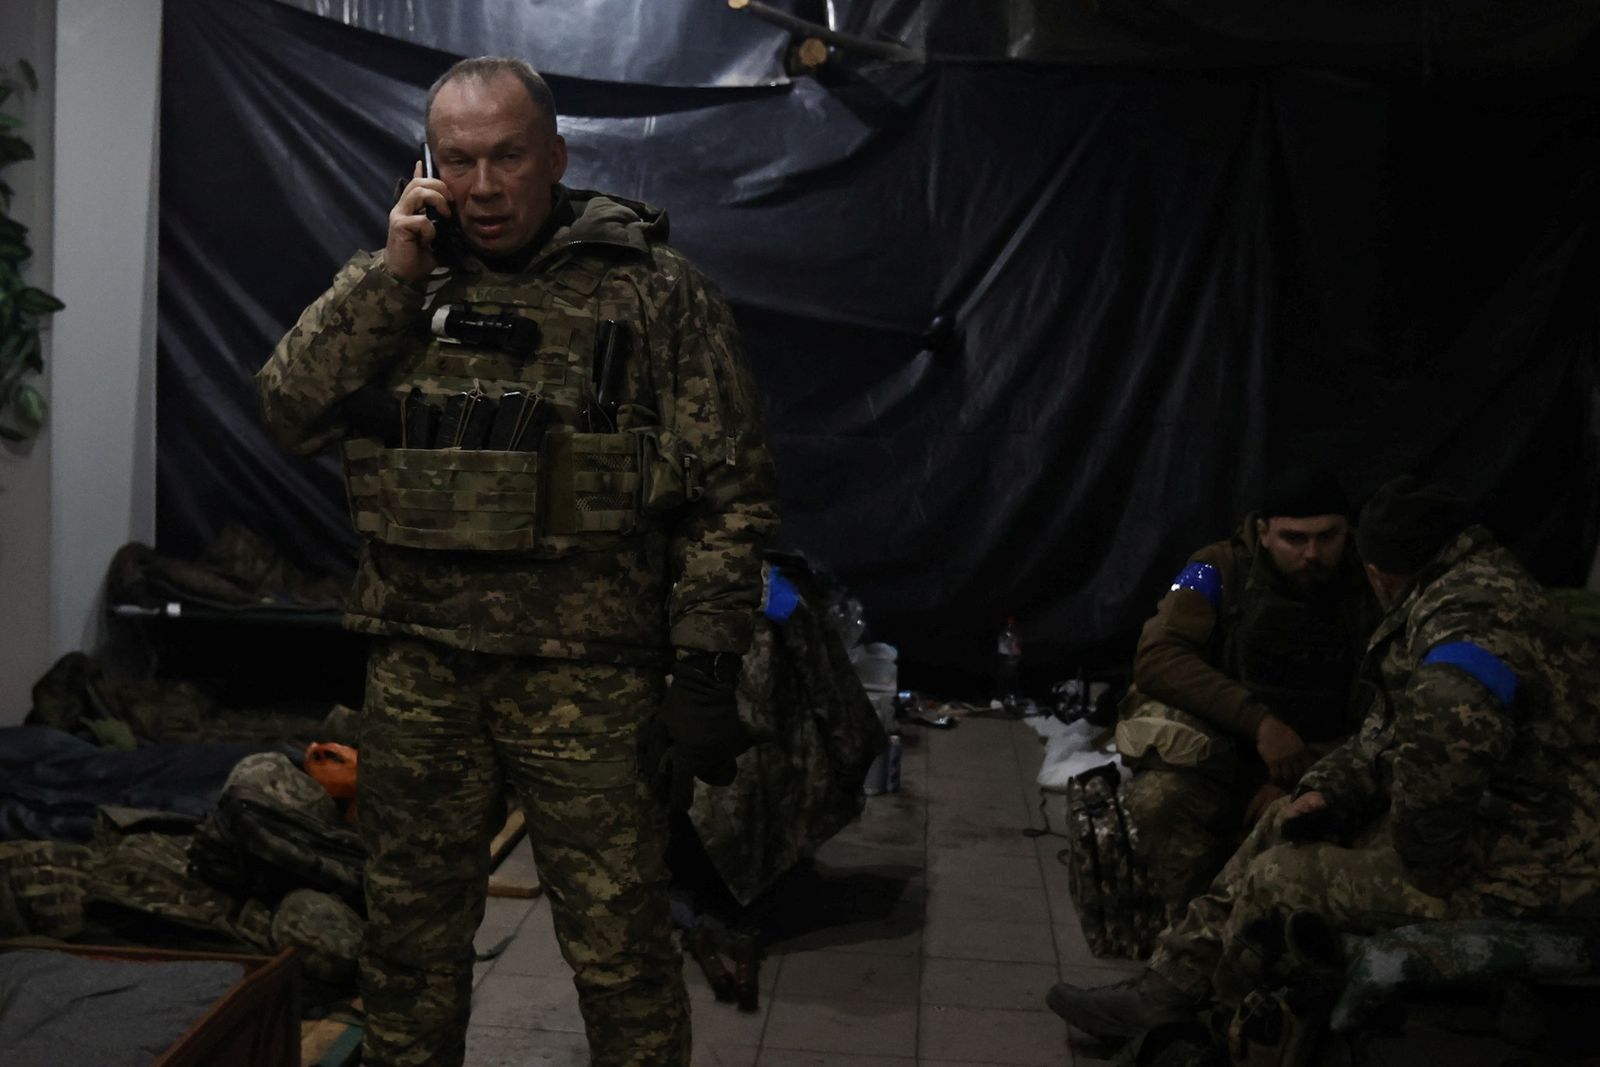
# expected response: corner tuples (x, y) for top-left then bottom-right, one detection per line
(885, 734), (903, 793)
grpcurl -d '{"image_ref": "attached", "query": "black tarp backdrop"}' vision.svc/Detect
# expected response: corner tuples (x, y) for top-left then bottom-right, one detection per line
(158, 0), (1600, 693)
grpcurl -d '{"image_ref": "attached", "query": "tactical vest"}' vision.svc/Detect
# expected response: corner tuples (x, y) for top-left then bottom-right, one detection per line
(341, 256), (695, 554)
(1221, 541), (1364, 744)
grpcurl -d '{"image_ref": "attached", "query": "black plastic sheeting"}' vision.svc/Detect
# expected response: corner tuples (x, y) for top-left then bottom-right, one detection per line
(268, 0), (1600, 82)
(266, 0), (796, 87)
(158, 0), (1600, 690)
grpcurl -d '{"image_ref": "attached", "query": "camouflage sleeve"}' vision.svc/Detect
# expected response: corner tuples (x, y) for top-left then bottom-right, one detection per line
(656, 257), (780, 655)
(1132, 542), (1266, 737)
(1385, 599), (1518, 893)
(1296, 700), (1392, 827)
(256, 252), (425, 454)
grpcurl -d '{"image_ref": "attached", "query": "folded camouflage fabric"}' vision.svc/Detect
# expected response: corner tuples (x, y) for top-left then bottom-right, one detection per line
(687, 598), (885, 905)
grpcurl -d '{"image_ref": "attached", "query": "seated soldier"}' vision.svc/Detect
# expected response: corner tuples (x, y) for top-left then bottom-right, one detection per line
(1118, 467), (1379, 921)
(1048, 476), (1600, 1051)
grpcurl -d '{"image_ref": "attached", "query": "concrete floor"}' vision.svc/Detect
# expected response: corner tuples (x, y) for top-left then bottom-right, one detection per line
(465, 713), (1135, 1066)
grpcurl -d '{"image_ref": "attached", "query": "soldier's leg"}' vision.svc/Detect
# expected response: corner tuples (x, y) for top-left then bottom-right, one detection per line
(1205, 831), (1451, 1007)
(359, 639), (502, 1067)
(1148, 803), (1452, 1007)
(1122, 768), (1235, 924)
(489, 660), (689, 1067)
(1147, 798), (1300, 1001)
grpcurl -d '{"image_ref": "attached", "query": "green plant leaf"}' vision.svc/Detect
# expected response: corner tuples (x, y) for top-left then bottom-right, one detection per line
(19, 60), (38, 92)
(21, 330), (42, 372)
(0, 325), (23, 358)
(17, 287), (62, 315)
(0, 134), (33, 165)
(0, 240), (30, 263)
(13, 382), (45, 427)
(0, 215), (24, 241)
(1, 146), (31, 169)
(0, 329), (23, 370)
(0, 329), (41, 374)
(0, 114), (20, 131)
(0, 177), (12, 211)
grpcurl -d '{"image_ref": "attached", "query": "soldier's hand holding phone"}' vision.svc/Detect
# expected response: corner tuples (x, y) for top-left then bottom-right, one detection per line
(385, 146), (457, 284)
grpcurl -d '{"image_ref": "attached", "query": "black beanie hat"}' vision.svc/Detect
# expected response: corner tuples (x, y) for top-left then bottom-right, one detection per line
(1258, 466), (1350, 520)
(1356, 476), (1470, 575)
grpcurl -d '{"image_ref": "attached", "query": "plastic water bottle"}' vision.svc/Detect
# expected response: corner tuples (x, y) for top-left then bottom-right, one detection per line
(995, 616), (1022, 712)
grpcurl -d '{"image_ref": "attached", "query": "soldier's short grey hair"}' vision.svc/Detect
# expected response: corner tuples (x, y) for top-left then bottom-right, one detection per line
(425, 57), (558, 143)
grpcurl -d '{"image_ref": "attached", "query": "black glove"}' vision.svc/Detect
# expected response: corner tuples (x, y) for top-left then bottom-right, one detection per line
(1281, 805), (1337, 843)
(645, 652), (751, 811)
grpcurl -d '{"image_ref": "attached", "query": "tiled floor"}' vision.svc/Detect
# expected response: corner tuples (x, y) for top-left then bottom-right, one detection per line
(467, 712), (1136, 1066)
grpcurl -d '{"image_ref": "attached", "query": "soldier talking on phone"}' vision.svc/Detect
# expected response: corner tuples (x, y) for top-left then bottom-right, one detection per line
(257, 56), (779, 1067)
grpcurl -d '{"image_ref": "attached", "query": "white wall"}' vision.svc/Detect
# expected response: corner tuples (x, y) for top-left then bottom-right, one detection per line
(0, 0), (58, 724)
(46, 0), (162, 666)
(0, 0), (162, 724)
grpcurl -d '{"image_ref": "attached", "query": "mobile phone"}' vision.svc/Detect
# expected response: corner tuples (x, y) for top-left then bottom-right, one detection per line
(421, 142), (468, 268)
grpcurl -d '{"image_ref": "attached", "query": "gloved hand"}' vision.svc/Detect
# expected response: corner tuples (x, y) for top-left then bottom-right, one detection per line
(644, 653), (752, 811)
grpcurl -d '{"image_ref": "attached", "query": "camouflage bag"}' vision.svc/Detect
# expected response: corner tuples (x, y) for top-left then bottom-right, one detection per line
(189, 753), (365, 908)
(1064, 761), (1164, 959)
(271, 887), (363, 985)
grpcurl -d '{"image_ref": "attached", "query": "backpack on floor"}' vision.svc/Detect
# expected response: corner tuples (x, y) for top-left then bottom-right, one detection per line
(1062, 761), (1164, 960)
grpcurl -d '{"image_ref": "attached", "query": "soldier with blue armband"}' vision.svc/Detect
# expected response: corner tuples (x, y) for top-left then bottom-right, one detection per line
(1113, 467), (1380, 924)
(1048, 475), (1600, 1058)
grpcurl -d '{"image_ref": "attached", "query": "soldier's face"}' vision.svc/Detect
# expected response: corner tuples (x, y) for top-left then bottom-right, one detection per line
(428, 72), (568, 257)
(1256, 515), (1348, 590)
(1364, 563), (1410, 609)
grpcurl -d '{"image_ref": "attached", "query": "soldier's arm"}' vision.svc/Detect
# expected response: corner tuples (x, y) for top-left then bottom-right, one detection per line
(1132, 544), (1267, 736)
(655, 257), (780, 655)
(1294, 709), (1389, 826)
(1387, 608), (1518, 895)
(256, 252), (424, 454)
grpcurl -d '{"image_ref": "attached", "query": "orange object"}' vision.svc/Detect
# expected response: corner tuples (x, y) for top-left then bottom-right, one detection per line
(305, 742), (359, 799)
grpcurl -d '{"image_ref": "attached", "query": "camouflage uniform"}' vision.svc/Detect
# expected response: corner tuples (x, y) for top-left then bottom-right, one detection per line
(1147, 525), (1600, 1008)
(1118, 520), (1377, 919)
(257, 188), (778, 1067)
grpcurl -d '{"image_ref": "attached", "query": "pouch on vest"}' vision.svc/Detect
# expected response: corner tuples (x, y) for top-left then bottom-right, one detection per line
(344, 438), (546, 551)
(344, 424), (696, 550)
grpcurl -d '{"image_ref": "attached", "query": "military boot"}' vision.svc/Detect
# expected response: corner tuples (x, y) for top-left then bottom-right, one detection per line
(1045, 970), (1199, 1043)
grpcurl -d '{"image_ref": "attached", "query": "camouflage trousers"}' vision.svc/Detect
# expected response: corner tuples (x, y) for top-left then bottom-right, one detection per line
(359, 638), (688, 1067)
(1121, 769), (1241, 927)
(1119, 701), (1258, 925)
(1147, 800), (1450, 1010)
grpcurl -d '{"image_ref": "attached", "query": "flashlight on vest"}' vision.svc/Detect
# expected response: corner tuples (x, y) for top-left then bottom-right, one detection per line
(431, 304), (540, 357)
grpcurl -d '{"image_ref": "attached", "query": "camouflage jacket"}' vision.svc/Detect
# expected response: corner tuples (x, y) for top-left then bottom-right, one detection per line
(1123, 518), (1377, 741)
(256, 188), (779, 662)
(1300, 526), (1600, 920)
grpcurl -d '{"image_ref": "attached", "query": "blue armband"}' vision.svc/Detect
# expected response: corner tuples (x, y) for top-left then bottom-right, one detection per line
(1169, 561), (1223, 611)
(763, 567), (800, 622)
(1421, 641), (1518, 708)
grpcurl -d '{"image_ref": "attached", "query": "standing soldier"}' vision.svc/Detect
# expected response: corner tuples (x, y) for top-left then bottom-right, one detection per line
(1117, 467), (1379, 922)
(257, 57), (779, 1067)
